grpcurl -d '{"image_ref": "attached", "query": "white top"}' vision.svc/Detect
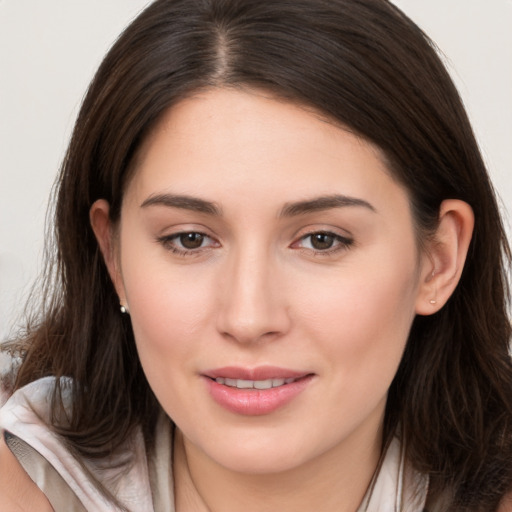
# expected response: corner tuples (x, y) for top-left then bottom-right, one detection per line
(0, 377), (428, 511)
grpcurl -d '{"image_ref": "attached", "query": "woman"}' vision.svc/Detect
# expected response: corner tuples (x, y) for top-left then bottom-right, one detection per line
(1, 0), (511, 510)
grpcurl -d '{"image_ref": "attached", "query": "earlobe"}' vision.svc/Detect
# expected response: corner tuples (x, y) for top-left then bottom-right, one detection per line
(415, 199), (474, 316)
(89, 199), (126, 300)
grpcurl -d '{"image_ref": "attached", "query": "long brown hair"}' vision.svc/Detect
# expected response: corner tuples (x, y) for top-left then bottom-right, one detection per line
(4, 0), (511, 509)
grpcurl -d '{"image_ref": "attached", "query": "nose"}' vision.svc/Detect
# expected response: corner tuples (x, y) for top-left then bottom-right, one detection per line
(215, 246), (291, 344)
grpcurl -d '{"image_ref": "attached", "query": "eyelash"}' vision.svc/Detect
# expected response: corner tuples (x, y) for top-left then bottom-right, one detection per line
(156, 232), (217, 256)
(293, 231), (354, 255)
(156, 230), (354, 257)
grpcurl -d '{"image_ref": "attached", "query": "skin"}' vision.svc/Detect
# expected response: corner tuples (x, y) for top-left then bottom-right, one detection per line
(92, 88), (474, 511)
(0, 88), (477, 511)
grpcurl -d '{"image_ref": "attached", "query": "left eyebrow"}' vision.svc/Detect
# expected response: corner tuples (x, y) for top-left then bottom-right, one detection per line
(140, 193), (222, 216)
(279, 194), (376, 217)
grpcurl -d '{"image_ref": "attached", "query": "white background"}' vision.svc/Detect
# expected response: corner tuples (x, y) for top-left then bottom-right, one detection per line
(1, 1), (511, 340)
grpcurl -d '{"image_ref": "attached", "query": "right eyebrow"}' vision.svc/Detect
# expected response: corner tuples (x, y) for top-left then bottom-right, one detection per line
(279, 194), (376, 217)
(140, 193), (222, 216)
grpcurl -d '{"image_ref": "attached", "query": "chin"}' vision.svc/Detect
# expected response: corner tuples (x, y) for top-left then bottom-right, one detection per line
(215, 448), (308, 475)
(195, 429), (320, 475)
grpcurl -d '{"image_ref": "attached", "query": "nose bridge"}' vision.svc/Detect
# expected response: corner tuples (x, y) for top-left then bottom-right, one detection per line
(216, 241), (288, 343)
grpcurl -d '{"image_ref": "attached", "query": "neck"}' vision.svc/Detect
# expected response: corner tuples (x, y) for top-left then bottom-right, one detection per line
(173, 425), (383, 512)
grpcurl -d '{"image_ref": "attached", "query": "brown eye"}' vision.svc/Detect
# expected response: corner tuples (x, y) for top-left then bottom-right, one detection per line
(179, 232), (205, 249)
(310, 233), (335, 250)
(158, 231), (219, 255)
(292, 230), (354, 254)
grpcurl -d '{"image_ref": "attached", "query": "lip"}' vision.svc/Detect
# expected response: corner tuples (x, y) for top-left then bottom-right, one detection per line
(203, 366), (314, 416)
(204, 366), (308, 381)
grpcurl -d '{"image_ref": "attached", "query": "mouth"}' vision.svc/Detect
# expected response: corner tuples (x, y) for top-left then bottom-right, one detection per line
(212, 377), (299, 390)
(203, 367), (314, 416)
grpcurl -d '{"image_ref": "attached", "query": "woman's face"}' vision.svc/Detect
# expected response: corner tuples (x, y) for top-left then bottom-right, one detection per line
(112, 88), (431, 474)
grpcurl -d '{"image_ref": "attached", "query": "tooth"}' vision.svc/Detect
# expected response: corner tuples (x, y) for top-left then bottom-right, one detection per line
(217, 377), (296, 389)
(236, 379), (254, 389)
(254, 379), (273, 390)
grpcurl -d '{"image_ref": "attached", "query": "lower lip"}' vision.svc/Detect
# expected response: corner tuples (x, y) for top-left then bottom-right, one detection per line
(204, 375), (314, 416)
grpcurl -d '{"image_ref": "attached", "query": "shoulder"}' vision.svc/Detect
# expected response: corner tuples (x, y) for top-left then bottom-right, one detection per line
(0, 377), (159, 510)
(0, 432), (53, 512)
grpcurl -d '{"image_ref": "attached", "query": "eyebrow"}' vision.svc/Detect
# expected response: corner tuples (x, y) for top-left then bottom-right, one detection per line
(140, 193), (375, 217)
(279, 194), (376, 217)
(140, 194), (222, 215)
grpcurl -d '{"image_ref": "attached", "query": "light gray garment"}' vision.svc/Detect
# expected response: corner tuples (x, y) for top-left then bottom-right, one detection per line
(0, 377), (427, 511)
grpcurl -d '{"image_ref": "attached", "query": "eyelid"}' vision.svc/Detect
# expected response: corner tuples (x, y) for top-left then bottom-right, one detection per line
(156, 229), (220, 256)
(290, 228), (354, 254)
(155, 224), (354, 257)
(290, 221), (354, 238)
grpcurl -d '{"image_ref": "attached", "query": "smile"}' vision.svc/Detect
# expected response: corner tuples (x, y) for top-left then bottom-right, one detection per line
(214, 377), (297, 389)
(204, 367), (314, 415)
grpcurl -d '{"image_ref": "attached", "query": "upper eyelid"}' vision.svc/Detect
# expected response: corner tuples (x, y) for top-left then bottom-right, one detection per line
(291, 224), (354, 240)
(299, 228), (352, 238)
(161, 231), (217, 244)
(157, 228), (353, 241)
(156, 225), (354, 248)
(156, 223), (216, 238)
(294, 231), (353, 245)
(156, 232), (220, 256)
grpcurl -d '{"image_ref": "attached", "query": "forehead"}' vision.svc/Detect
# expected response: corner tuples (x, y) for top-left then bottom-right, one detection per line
(124, 88), (412, 220)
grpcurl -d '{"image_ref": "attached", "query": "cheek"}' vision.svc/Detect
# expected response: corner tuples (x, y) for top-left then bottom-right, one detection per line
(297, 253), (419, 386)
(124, 270), (216, 419)
(292, 269), (418, 443)
(130, 276), (211, 341)
(119, 246), (216, 381)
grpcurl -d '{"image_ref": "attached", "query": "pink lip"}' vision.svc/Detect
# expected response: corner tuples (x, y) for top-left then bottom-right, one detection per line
(203, 366), (314, 416)
(204, 366), (308, 381)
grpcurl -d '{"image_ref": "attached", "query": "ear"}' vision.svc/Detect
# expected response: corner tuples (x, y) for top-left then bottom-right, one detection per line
(89, 199), (127, 304)
(415, 199), (474, 315)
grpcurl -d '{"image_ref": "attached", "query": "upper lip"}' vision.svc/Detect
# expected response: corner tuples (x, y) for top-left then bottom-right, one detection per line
(203, 366), (311, 381)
